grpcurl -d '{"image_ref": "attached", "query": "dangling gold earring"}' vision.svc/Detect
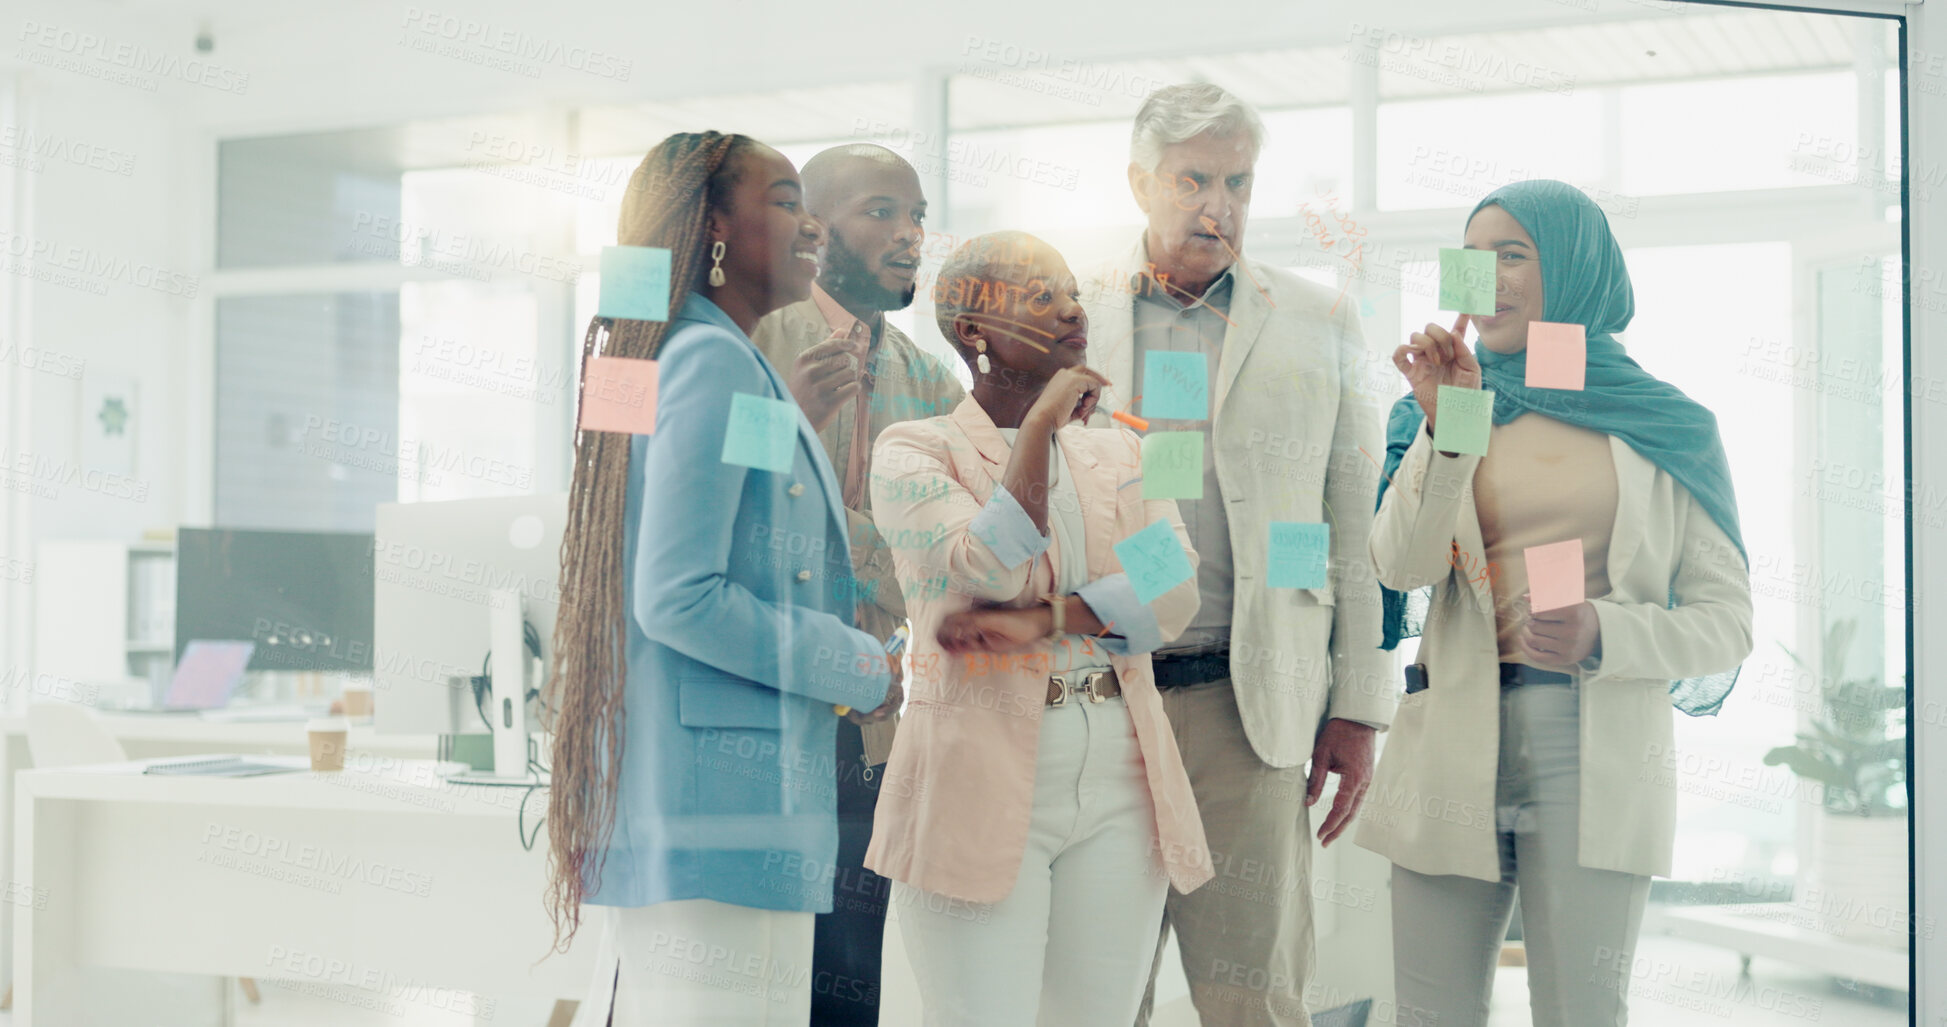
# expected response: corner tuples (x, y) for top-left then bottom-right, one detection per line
(709, 241), (726, 287)
(974, 339), (991, 375)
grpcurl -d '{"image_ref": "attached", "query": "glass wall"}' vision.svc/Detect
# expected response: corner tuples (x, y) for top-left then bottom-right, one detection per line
(205, 6), (1912, 1022)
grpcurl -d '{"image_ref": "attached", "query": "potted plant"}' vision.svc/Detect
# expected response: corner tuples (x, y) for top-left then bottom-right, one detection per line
(1762, 618), (1908, 948)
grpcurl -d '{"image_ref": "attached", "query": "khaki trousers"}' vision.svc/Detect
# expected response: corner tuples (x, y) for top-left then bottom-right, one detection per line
(1136, 678), (1316, 1027)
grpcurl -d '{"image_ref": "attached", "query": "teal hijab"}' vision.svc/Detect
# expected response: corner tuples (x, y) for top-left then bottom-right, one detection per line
(1376, 179), (1748, 717)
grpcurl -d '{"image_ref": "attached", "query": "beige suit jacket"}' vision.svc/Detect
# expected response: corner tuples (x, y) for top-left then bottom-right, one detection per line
(1079, 236), (1394, 768)
(1355, 421), (1754, 880)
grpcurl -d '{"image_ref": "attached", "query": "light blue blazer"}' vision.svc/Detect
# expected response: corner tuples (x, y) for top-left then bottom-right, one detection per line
(588, 293), (891, 913)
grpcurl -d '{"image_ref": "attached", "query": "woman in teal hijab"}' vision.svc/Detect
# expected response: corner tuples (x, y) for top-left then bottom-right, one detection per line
(1356, 180), (1754, 1026)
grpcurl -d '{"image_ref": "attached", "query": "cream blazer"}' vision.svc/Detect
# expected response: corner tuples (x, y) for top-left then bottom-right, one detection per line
(1079, 237), (1393, 768)
(864, 399), (1215, 903)
(1354, 419), (1754, 880)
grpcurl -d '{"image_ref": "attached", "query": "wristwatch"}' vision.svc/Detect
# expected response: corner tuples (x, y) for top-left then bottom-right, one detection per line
(1039, 593), (1066, 640)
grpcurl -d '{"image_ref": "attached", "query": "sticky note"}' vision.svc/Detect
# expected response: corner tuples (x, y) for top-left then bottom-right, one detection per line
(1359, 298), (1376, 317)
(721, 393), (798, 472)
(1525, 322), (1587, 390)
(598, 246), (672, 322)
(1525, 538), (1585, 613)
(1438, 248), (1496, 316)
(1143, 350), (1208, 421)
(1432, 386), (1493, 456)
(1141, 431), (1203, 499)
(577, 356), (659, 434)
(1114, 518), (1194, 604)
(1268, 522), (1330, 589)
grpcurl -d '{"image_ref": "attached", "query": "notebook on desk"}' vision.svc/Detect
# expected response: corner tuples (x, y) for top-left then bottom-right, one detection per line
(142, 755), (300, 778)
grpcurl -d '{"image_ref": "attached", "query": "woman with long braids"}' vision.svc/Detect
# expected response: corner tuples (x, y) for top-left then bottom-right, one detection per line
(1356, 180), (1753, 1026)
(546, 131), (895, 1026)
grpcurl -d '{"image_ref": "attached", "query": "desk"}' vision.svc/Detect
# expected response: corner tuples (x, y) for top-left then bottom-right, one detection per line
(1645, 903), (1909, 991)
(13, 756), (589, 1025)
(0, 714), (438, 998)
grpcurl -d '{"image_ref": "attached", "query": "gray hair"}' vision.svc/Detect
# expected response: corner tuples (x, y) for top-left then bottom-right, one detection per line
(1129, 83), (1266, 172)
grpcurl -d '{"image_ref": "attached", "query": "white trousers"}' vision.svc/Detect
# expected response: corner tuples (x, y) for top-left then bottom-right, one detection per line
(571, 898), (816, 1027)
(894, 694), (1170, 1026)
(1391, 684), (1652, 1027)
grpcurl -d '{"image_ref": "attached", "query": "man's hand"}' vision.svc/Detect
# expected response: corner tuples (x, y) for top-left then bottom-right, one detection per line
(787, 331), (865, 432)
(848, 656), (902, 725)
(1306, 718), (1376, 846)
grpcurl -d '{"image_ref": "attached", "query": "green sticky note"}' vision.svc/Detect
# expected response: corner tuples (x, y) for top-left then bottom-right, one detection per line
(720, 392), (798, 472)
(1114, 518), (1194, 604)
(598, 246), (672, 322)
(1268, 522), (1330, 589)
(1142, 351), (1208, 421)
(1438, 248), (1496, 316)
(1433, 386), (1493, 456)
(1141, 431), (1203, 499)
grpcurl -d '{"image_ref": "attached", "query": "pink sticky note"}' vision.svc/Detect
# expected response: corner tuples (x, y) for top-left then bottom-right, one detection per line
(1526, 321), (1588, 389)
(1525, 538), (1586, 613)
(1525, 322), (1586, 390)
(578, 356), (659, 433)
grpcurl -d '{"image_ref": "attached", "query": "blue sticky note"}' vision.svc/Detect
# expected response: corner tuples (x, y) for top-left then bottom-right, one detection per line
(599, 246), (672, 322)
(1143, 351), (1208, 421)
(720, 393), (798, 472)
(1113, 518), (1195, 604)
(1268, 522), (1330, 589)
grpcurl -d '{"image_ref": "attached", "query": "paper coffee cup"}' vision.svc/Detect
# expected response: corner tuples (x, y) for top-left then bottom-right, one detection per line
(341, 685), (373, 718)
(307, 716), (350, 771)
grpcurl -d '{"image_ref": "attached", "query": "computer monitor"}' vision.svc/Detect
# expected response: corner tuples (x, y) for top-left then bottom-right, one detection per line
(175, 527), (376, 672)
(371, 494), (566, 740)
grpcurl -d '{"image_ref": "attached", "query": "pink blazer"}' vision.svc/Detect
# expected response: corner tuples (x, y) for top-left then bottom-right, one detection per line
(864, 398), (1214, 904)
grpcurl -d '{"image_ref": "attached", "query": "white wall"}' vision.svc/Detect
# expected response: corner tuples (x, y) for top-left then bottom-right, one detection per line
(1, 0), (209, 686)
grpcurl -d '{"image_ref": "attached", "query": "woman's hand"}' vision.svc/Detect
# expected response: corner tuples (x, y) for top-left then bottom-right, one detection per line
(846, 657), (902, 725)
(1024, 365), (1112, 432)
(1392, 314), (1481, 430)
(937, 607), (1049, 654)
(1521, 597), (1601, 666)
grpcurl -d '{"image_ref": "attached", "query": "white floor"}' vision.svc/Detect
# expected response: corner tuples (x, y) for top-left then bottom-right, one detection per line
(0, 934), (1905, 1025)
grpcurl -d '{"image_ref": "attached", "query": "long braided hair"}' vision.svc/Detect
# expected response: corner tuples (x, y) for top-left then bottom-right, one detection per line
(544, 130), (755, 953)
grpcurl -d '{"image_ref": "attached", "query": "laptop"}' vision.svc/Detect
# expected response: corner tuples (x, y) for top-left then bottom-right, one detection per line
(106, 640), (255, 713)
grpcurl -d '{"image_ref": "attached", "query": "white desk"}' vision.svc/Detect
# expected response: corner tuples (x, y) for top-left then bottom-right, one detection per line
(1646, 903), (1909, 991)
(12, 755), (588, 1025)
(0, 714), (438, 998)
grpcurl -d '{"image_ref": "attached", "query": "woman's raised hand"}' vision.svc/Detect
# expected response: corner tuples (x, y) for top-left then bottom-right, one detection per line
(1025, 365), (1112, 432)
(1392, 314), (1481, 428)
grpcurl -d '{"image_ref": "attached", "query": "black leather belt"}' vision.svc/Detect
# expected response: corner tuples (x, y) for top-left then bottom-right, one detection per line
(1500, 662), (1572, 688)
(1152, 647), (1230, 690)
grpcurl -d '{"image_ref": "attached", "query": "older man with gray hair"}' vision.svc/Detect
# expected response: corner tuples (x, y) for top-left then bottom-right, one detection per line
(1079, 83), (1393, 1027)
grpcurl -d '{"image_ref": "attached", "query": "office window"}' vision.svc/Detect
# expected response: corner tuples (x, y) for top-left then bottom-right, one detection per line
(1377, 91), (1606, 211)
(214, 291), (400, 532)
(1620, 72), (1856, 196)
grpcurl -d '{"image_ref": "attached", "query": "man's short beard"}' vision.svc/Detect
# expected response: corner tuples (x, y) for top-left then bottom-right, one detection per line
(822, 233), (916, 312)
